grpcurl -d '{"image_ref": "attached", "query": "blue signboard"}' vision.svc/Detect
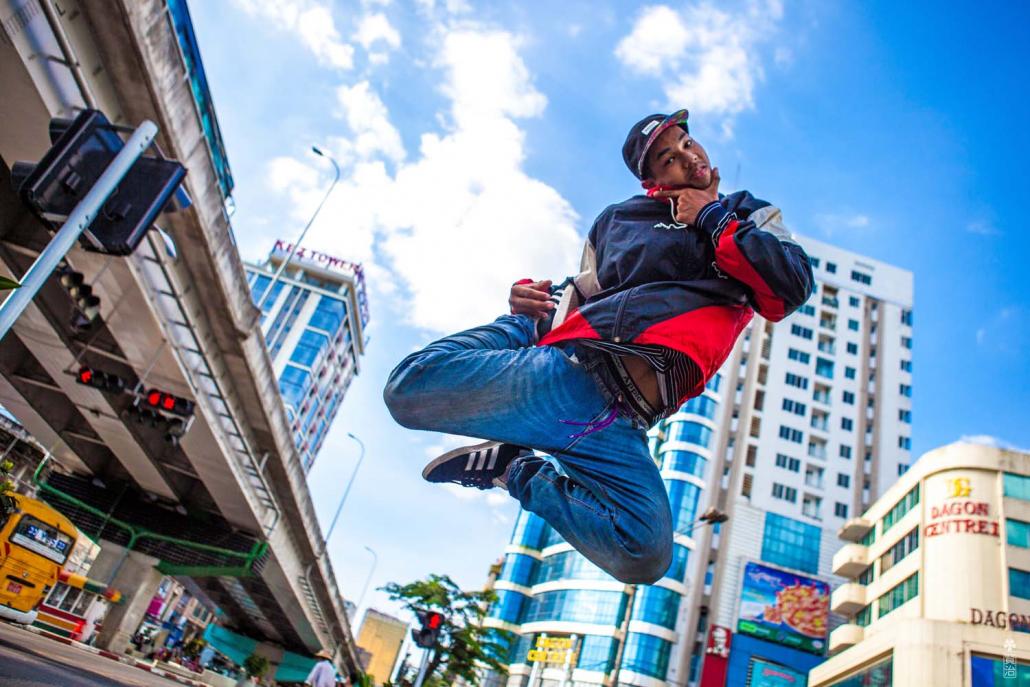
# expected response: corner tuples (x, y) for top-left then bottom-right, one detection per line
(748, 657), (807, 686)
(737, 562), (830, 655)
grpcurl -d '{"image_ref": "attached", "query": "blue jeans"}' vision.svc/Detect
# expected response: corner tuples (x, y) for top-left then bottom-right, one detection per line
(384, 314), (673, 584)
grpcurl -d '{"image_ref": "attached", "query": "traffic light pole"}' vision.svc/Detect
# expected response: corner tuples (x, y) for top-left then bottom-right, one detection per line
(412, 648), (430, 687)
(0, 120), (158, 342)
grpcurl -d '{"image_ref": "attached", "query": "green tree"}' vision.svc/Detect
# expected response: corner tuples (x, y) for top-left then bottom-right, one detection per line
(243, 653), (269, 679)
(381, 574), (512, 686)
(0, 459), (16, 517)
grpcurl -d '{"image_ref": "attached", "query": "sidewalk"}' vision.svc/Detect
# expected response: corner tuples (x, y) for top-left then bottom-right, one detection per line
(4, 620), (209, 687)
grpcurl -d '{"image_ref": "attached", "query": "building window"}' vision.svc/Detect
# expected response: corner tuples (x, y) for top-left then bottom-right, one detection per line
(851, 270), (873, 285)
(880, 527), (919, 574)
(970, 655), (1030, 686)
(838, 473), (851, 488)
(802, 494), (822, 519)
(622, 633), (672, 680)
(878, 572), (918, 617)
(510, 510), (549, 550)
(1005, 473), (1030, 501)
(898, 436), (911, 450)
(847, 318), (860, 331)
(772, 483), (798, 503)
(883, 484), (920, 533)
(498, 553), (538, 587)
(488, 590), (530, 624)
(899, 409), (911, 423)
(846, 342), (858, 355)
(782, 398), (807, 416)
(667, 480), (702, 534)
(815, 357), (834, 379)
(840, 445), (853, 459)
(679, 395), (718, 420)
(901, 336), (913, 349)
(840, 418), (853, 432)
(1008, 519), (1030, 548)
(810, 257), (821, 268)
(826, 262), (837, 274)
(854, 605), (873, 628)
(309, 295), (348, 336)
(762, 513), (821, 573)
(631, 586), (681, 629)
(798, 304), (816, 316)
(661, 450), (708, 479)
(835, 502), (848, 519)
(785, 373), (809, 390)
(844, 366), (856, 379)
(779, 425), (804, 444)
(849, 296), (860, 307)
(899, 384), (912, 397)
(791, 324), (814, 340)
(788, 348), (811, 364)
(776, 453), (801, 472)
(901, 309), (913, 326)
(900, 359), (912, 372)
(1011, 568), (1030, 601)
(523, 589), (626, 625)
(665, 421), (713, 448)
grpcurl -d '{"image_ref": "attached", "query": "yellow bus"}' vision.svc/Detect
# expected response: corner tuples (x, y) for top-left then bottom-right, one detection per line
(0, 493), (77, 624)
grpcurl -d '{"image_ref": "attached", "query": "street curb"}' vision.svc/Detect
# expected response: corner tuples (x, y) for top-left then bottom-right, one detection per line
(6, 621), (207, 686)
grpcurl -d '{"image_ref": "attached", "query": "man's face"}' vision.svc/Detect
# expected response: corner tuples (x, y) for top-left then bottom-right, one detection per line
(645, 125), (712, 189)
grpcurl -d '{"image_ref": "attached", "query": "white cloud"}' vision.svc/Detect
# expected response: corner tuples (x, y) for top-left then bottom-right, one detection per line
(958, 435), (1030, 453)
(335, 81), (406, 163)
(354, 12), (402, 62)
(814, 212), (871, 235)
(267, 26), (581, 334)
(966, 220), (999, 236)
(233, 0), (353, 69)
(614, 1), (784, 137)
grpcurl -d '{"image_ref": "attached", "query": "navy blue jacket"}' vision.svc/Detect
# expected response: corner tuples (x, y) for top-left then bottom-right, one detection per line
(540, 191), (814, 402)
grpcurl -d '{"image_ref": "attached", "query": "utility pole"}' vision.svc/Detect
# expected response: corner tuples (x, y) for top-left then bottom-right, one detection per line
(609, 507), (728, 686)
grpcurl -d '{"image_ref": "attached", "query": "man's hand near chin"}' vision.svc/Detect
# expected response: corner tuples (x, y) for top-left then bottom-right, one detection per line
(650, 167), (721, 226)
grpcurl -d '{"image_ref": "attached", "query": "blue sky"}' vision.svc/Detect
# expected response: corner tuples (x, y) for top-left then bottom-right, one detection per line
(187, 0), (1030, 631)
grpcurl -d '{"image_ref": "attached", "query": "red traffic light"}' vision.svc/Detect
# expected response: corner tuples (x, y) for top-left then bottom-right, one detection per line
(426, 612), (443, 630)
(144, 389), (195, 418)
(75, 366), (124, 394)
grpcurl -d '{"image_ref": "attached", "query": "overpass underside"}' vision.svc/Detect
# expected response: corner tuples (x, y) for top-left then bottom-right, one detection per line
(0, 0), (356, 670)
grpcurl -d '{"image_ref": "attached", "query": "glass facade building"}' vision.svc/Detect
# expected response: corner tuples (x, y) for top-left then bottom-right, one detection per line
(245, 244), (368, 471)
(484, 375), (723, 687)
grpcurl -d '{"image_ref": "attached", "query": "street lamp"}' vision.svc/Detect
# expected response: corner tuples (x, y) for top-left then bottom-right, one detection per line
(255, 145), (341, 311)
(356, 545), (378, 611)
(609, 507), (728, 686)
(318, 432), (365, 558)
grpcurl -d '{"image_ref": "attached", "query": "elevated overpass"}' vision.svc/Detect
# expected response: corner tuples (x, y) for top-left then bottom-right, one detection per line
(0, 0), (361, 674)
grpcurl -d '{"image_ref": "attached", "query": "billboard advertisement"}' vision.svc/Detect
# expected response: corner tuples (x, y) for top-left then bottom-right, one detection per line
(737, 561), (829, 654)
(747, 657), (807, 686)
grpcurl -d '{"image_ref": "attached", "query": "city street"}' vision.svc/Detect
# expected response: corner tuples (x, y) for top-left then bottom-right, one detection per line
(0, 622), (191, 687)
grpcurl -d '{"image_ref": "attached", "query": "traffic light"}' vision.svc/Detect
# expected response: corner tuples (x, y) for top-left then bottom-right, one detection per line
(412, 610), (445, 649)
(10, 109), (186, 256)
(59, 267), (101, 321)
(75, 366), (125, 394)
(144, 389), (195, 418)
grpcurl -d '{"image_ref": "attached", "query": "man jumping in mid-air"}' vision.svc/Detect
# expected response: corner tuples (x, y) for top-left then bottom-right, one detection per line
(384, 109), (813, 584)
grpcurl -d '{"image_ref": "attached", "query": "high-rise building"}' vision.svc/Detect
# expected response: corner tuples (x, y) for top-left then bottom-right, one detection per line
(245, 241), (369, 470)
(483, 234), (914, 687)
(811, 442), (1030, 686)
(355, 609), (409, 685)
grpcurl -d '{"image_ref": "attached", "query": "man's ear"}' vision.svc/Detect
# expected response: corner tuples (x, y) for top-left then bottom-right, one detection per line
(641, 178), (656, 190)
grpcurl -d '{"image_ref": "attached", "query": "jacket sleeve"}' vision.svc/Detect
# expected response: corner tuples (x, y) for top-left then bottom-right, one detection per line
(694, 200), (814, 321)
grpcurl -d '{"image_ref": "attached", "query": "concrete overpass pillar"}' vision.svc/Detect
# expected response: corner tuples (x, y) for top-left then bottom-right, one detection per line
(87, 542), (164, 655)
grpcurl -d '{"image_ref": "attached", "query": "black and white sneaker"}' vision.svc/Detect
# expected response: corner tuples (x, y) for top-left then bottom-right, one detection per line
(422, 441), (531, 490)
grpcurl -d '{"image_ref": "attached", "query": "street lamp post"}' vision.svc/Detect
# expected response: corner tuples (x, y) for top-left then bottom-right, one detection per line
(255, 146), (340, 312)
(609, 507), (728, 686)
(356, 545), (378, 611)
(318, 432), (365, 558)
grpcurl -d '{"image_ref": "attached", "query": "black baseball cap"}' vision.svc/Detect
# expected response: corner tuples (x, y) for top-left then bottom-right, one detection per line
(622, 109), (690, 180)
